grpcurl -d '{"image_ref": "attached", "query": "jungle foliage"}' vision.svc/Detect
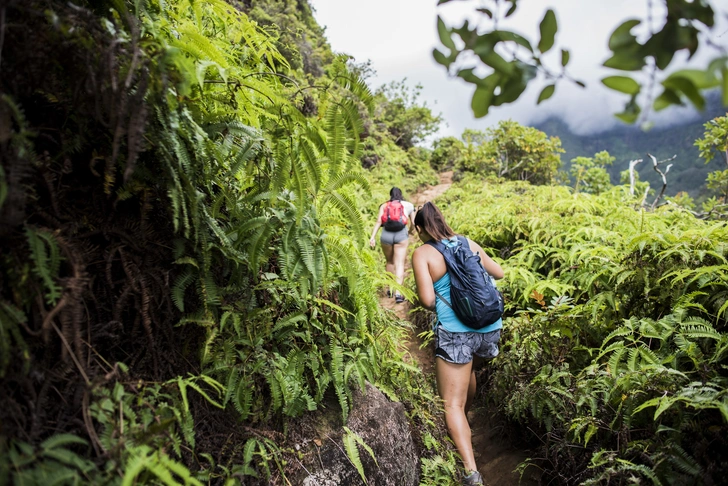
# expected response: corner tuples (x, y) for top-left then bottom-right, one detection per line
(437, 175), (728, 485)
(0, 1), (452, 484)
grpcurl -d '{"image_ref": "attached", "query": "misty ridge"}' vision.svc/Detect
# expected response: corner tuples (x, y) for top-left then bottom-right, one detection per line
(532, 90), (725, 199)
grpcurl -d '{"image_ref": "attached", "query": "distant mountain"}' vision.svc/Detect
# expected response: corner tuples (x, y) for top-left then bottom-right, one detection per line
(535, 92), (725, 199)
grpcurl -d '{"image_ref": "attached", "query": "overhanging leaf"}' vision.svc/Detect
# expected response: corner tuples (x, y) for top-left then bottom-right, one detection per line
(602, 76), (640, 95)
(537, 84), (555, 104)
(437, 17), (456, 51)
(538, 9), (557, 53)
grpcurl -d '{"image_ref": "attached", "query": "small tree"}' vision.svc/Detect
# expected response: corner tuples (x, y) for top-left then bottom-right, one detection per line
(431, 136), (464, 171)
(696, 114), (728, 205)
(373, 80), (442, 149)
(457, 129), (497, 175)
(459, 121), (562, 184)
(570, 150), (615, 195)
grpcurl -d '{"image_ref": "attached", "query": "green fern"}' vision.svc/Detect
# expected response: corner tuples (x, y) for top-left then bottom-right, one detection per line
(25, 226), (63, 305)
(343, 426), (377, 484)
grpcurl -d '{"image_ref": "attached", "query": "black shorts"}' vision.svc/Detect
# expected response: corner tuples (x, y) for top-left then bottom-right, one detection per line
(434, 325), (501, 364)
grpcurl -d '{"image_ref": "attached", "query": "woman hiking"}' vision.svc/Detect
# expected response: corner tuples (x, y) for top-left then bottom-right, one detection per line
(369, 187), (416, 303)
(411, 202), (504, 486)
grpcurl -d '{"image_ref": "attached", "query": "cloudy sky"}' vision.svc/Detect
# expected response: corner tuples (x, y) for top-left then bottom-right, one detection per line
(309, 0), (726, 140)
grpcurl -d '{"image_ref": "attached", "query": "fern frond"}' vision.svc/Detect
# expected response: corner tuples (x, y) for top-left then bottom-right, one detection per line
(343, 428), (368, 484)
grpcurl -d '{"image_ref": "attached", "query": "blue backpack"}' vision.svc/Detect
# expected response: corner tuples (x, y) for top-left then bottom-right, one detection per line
(427, 236), (503, 329)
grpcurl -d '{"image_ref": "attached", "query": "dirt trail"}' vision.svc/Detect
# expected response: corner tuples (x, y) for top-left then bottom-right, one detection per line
(378, 171), (537, 485)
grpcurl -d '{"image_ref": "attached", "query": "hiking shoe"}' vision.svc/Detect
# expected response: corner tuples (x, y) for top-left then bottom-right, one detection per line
(395, 294), (405, 304)
(386, 290), (393, 298)
(463, 470), (484, 486)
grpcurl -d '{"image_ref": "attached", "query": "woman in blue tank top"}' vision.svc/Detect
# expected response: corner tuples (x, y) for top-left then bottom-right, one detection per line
(411, 202), (504, 486)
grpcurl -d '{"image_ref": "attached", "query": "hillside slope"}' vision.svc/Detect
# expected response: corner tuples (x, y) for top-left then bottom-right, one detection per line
(536, 93), (725, 198)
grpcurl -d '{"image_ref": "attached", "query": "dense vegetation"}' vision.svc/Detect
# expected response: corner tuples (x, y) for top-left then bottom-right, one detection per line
(2, 0), (728, 484)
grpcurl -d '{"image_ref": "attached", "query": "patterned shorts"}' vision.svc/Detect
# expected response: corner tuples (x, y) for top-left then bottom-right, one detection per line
(434, 325), (501, 364)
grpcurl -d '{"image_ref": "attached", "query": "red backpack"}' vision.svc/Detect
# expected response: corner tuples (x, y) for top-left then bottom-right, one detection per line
(381, 200), (407, 231)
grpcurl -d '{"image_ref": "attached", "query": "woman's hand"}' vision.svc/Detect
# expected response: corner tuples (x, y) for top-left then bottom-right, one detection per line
(369, 237), (376, 248)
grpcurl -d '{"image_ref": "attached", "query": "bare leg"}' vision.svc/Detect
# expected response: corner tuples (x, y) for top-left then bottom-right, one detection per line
(381, 243), (394, 293)
(436, 357), (478, 473)
(465, 356), (483, 415)
(392, 240), (409, 286)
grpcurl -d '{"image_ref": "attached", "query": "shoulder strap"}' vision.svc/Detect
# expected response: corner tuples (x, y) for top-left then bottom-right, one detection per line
(425, 239), (447, 254)
(434, 289), (453, 309)
(426, 239), (452, 307)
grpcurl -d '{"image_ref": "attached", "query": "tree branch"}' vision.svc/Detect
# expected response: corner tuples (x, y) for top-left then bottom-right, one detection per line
(628, 158), (643, 196)
(648, 153), (676, 210)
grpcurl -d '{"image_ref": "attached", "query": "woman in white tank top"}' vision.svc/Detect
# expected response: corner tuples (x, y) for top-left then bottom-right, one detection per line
(369, 187), (415, 303)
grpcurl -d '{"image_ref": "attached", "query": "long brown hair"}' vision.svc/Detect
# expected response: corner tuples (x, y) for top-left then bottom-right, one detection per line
(389, 187), (403, 201)
(414, 202), (456, 241)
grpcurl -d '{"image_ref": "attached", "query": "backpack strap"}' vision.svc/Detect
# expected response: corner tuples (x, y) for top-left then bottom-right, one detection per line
(426, 236), (464, 254)
(434, 289), (453, 310)
(426, 238), (461, 309)
(425, 238), (446, 254)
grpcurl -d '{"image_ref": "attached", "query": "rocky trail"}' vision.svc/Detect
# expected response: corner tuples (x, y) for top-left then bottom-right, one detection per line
(378, 172), (539, 485)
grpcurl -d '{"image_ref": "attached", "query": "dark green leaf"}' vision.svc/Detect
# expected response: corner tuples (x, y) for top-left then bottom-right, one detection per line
(603, 52), (646, 71)
(537, 84), (555, 104)
(505, 1), (518, 17)
(707, 56), (728, 75)
(432, 48), (451, 67)
(470, 32), (497, 56)
(608, 19), (641, 50)
(653, 88), (683, 111)
(471, 74), (500, 117)
(615, 98), (641, 124)
(561, 49), (570, 67)
(456, 68), (483, 85)
(494, 30), (533, 52)
(437, 17), (456, 51)
(477, 49), (513, 75)
(664, 69), (719, 89)
(471, 85), (493, 118)
(517, 60), (538, 84)
(575, 80), (586, 88)
(723, 67), (728, 106)
(662, 76), (705, 110)
(672, 0), (714, 26)
(477, 8), (493, 18)
(601, 76), (640, 95)
(538, 9), (557, 53)
(495, 71), (527, 105)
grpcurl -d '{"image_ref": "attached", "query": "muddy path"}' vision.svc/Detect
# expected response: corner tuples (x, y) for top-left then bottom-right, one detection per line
(378, 171), (538, 485)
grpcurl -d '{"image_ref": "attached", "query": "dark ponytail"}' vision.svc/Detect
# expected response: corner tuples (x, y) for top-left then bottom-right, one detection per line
(414, 202), (456, 241)
(389, 187), (403, 201)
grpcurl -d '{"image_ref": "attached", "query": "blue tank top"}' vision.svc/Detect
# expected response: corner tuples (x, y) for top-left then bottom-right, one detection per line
(433, 237), (503, 334)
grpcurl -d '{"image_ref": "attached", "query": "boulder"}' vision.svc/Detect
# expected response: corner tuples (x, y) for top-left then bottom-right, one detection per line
(294, 382), (419, 485)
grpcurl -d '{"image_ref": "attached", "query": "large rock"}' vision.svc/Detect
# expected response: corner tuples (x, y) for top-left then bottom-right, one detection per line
(295, 382), (419, 485)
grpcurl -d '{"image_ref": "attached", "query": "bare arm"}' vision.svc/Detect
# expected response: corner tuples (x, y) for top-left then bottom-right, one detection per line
(468, 239), (504, 279)
(412, 247), (436, 310)
(369, 204), (385, 248)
